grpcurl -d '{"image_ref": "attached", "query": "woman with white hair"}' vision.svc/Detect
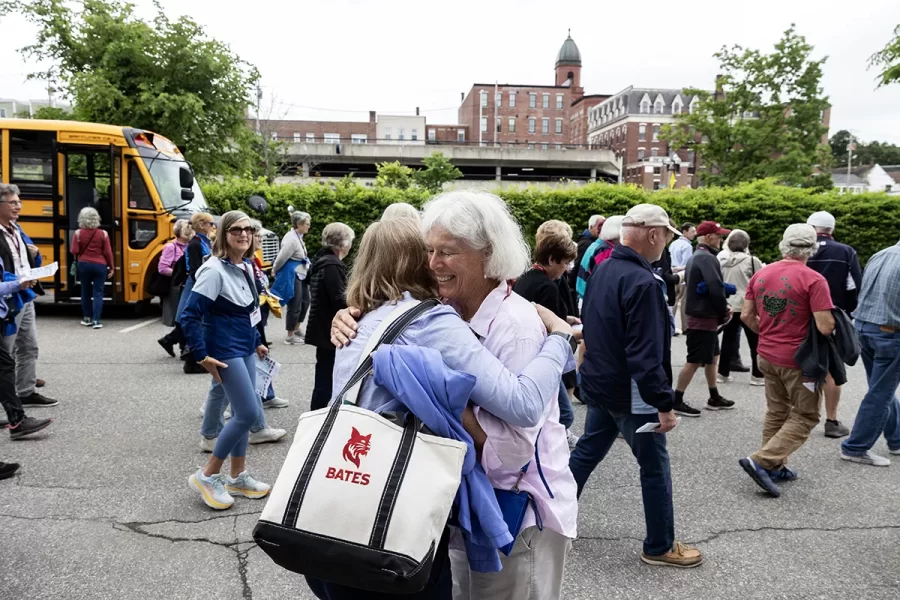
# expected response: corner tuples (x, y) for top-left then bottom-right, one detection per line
(305, 222), (355, 410)
(719, 229), (764, 385)
(273, 210), (312, 344)
(382, 202), (420, 222)
(71, 206), (114, 329)
(332, 191), (578, 599)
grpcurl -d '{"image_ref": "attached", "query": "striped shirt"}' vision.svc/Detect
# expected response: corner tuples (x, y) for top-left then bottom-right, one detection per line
(853, 242), (900, 328)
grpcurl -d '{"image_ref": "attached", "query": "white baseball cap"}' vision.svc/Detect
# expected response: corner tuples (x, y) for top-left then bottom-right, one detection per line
(807, 211), (835, 230)
(783, 223), (818, 249)
(623, 204), (681, 236)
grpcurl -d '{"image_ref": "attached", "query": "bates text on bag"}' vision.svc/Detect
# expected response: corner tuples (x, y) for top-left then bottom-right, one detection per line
(342, 427), (372, 468)
(325, 467), (371, 486)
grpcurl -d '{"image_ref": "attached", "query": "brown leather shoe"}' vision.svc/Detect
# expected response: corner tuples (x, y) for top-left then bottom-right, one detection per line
(641, 542), (703, 568)
(36, 379), (45, 388)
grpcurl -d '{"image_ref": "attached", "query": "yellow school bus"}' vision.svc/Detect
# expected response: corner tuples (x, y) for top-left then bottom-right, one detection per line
(0, 119), (279, 307)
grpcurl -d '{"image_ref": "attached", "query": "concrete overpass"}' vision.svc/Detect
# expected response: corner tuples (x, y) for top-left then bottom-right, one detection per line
(281, 142), (621, 183)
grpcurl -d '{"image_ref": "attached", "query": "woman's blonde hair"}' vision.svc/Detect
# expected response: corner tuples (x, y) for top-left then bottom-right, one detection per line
(78, 207), (101, 229)
(190, 212), (214, 231)
(346, 218), (438, 315)
(211, 211), (251, 259)
(535, 219), (573, 243)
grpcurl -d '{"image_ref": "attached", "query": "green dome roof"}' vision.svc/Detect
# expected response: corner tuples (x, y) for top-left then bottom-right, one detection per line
(556, 31), (582, 66)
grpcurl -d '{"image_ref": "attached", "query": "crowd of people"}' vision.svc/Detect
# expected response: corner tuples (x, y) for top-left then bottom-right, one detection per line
(4, 174), (900, 598)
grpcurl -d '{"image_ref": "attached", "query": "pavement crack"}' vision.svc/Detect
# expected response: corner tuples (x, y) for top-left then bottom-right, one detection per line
(113, 521), (239, 549)
(0, 512), (117, 523)
(690, 523), (900, 545)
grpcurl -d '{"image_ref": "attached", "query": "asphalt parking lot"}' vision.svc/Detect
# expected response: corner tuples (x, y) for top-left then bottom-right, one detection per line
(0, 303), (898, 599)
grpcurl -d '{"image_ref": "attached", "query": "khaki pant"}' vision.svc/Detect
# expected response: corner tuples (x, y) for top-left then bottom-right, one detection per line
(675, 283), (687, 331)
(450, 526), (571, 600)
(751, 357), (823, 470)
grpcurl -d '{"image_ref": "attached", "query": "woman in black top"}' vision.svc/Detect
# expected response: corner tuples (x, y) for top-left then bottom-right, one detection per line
(305, 222), (355, 410)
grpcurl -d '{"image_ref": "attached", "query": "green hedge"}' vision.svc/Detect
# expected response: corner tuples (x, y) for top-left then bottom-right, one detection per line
(201, 178), (900, 264)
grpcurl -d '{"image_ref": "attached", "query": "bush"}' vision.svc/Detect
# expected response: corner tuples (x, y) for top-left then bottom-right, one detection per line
(202, 178), (899, 264)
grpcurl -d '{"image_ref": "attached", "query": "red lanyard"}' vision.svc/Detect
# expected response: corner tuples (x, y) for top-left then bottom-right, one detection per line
(531, 264), (547, 273)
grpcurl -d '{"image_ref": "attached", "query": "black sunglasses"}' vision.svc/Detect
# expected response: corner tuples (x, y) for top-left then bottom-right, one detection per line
(227, 226), (257, 236)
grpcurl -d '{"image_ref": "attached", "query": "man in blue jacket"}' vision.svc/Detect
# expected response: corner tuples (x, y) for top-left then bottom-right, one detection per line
(570, 203), (702, 569)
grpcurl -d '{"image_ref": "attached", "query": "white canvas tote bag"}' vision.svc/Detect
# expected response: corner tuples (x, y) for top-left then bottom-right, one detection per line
(253, 299), (467, 594)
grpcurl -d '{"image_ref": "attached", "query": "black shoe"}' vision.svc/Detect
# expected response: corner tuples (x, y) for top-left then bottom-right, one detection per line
(730, 363), (750, 373)
(158, 337), (176, 358)
(0, 416), (7, 428)
(0, 462), (20, 480)
(183, 361), (207, 374)
(9, 417), (52, 440)
(673, 401), (701, 418)
(706, 396), (736, 411)
(19, 392), (59, 408)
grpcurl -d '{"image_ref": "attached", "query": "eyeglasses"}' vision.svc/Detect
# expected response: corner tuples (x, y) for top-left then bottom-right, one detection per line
(227, 226), (257, 236)
(0, 200), (23, 207)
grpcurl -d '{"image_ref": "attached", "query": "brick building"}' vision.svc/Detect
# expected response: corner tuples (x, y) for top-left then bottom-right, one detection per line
(257, 111), (377, 144)
(457, 32), (607, 149)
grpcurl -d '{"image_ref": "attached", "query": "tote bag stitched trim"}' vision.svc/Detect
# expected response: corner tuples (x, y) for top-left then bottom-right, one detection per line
(369, 416), (418, 548)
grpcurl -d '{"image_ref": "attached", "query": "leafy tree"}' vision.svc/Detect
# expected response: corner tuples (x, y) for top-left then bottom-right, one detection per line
(662, 25), (830, 187)
(830, 130), (900, 167)
(7, 0), (260, 176)
(375, 161), (414, 190)
(413, 152), (463, 194)
(870, 25), (900, 87)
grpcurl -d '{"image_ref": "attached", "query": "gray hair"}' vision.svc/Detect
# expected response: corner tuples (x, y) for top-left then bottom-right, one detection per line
(322, 222), (355, 251)
(588, 214), (604, 229)
(600, 215), (626, 242)
(0, 183), (20, 201)
(249, 219), (263, 232)
(780, 240), (818, 261)
(173, 218), (191, 239)
(382, 203), (420, 223)
(726, 229), (750, 253)
(291, 210), (311, 229)
(421, 191), (530, 281)
(78, 206), (101, 229)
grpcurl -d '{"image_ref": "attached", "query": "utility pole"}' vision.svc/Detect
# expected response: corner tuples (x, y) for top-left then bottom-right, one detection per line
(846, 132), (854, 183)
(255, 85), (263, 134)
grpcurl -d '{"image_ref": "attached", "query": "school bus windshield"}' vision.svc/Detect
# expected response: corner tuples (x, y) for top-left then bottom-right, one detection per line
(138, 148), (208, 212)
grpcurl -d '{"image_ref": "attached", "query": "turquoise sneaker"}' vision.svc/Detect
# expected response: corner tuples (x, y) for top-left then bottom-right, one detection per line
(189, 469), (234, 510)
(224, 471), (271, 499)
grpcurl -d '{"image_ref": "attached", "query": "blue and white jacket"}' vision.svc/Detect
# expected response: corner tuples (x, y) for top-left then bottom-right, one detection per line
(181, 256), (261, 361)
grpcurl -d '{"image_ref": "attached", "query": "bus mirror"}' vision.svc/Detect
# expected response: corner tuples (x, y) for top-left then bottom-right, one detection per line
(247, 195), (268, 214)
(179, 166), (194, 189)
(181, 189), (195, 201)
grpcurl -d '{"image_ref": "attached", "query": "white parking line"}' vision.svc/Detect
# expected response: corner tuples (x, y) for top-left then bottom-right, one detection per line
(119, 318), (160, 333)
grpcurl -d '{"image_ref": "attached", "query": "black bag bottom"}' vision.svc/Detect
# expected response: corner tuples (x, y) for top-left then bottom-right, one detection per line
(253, 520), (436, 595)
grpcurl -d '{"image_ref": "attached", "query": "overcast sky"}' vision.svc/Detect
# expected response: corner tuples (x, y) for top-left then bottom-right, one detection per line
(2, 0), (899, 145)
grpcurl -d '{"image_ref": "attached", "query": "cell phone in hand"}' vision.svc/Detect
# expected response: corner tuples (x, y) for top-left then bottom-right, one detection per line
(572, 324), (584, 332)
(636, 417), (681, 433)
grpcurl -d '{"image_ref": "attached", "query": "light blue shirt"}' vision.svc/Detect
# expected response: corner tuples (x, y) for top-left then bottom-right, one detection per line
(854, 242), (900, 328)
(331, 293), (573, 429)
(669, 237), (693, 269)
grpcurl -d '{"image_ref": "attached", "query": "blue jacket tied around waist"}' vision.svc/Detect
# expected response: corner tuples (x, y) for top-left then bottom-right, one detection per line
(270, 258), (305, 306)
(372, 344), (513, 573)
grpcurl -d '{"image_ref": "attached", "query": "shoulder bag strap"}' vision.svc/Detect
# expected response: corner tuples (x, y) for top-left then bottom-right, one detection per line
(337, 298), (441, 406)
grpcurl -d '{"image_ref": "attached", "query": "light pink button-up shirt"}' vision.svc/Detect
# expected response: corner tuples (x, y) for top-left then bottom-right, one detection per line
(470, 281), (578, 539)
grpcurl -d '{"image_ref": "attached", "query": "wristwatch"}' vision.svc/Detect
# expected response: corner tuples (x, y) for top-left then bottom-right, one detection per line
(549, 331), (577, 354)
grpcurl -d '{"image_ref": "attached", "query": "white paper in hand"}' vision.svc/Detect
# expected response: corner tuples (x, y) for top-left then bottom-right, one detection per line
(20, 262), (59, 281)
(636, 417), (681, 433)
(255, 355), (281, 399)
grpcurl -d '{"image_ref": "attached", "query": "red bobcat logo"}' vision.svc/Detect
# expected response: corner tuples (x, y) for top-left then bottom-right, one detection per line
(342, 427), (371, 468)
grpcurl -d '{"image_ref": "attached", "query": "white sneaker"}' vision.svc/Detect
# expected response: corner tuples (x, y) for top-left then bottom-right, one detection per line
(284, 334), (304, 345)
(189, 469), (234, 510)
(717, 374), (733, 384)
(249, 427), (287, 444)
(224, 471), (271, 499)
(263, 396), (290, 409)
(224, 408), (232, 420)
(890, 448), (900, 456)
(199, 436), (217, 453)
(199, 401), (206, 417)
(841, 450), (891, 467)
(750, 376), (765, 386)
(566, 429), (579, 451)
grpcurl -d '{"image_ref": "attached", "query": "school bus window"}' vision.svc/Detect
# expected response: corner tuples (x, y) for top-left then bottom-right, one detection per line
(129, 220), (157, 250)
(127, 161), (154, 210)
(9, 130), (55, 198)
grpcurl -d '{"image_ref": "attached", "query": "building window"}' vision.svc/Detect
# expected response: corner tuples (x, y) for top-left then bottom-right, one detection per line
(640, 100), (650, 114)
(480, 117), (488, 133)
(411, 128), (418, 141)
(654, 100), (663, 114)
(689, 98), (698, 114)
(651, 148), (658, 157)
(541, 143), (549, 150)
(398, 129), (405, 140)
(306, 133), (315, 142)
(687, 150), (695, 163)
(324, 133), (340, 144)
(351, 134), (367, 144)
(480, 90), (488, 108)
(556, 144), (562, 149)
(529, 93), (537, 108)
(542, 93), (550, 109)
(508, 118), (516, 133)
(428, 129), (436, 141)
(638, 148), (645, 160)
(654, 167), (661, 174)
(495, 93), (502, 108)
(293, 133), (301, 142)
(555, 118), (563, 135)
(556, 94), (564, 110)
(542, 118), (549, 135)
(385, 127), (392, 140)
(673, 101), (683, 114)
(653, 181), (661, 190)
(528, 143), (535, 150)
(652, 125), (660, 142)
(457, 130), (465, 142)
(0, 108), (6, 118)
(270, 132), (278, 141)
(528, 117), (536, 134)
(639, 124), (647, 141)
(509, 92), (516, 108)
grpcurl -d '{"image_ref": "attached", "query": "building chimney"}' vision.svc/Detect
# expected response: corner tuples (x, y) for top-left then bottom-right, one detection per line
(416, 106), (420, 116)
(369, 110), (376, 123)
(461, 92), (465, 102)
(714, 74), (725, 102)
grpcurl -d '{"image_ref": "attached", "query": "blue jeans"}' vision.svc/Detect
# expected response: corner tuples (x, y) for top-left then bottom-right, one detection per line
(78, 261), (106, 322)
(211, 355), (260, 460)
(557, 380), (574, 429)
(201, 378), (269, 439)
(568, 404), (674, 556)
(841, 322), (900, 456)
